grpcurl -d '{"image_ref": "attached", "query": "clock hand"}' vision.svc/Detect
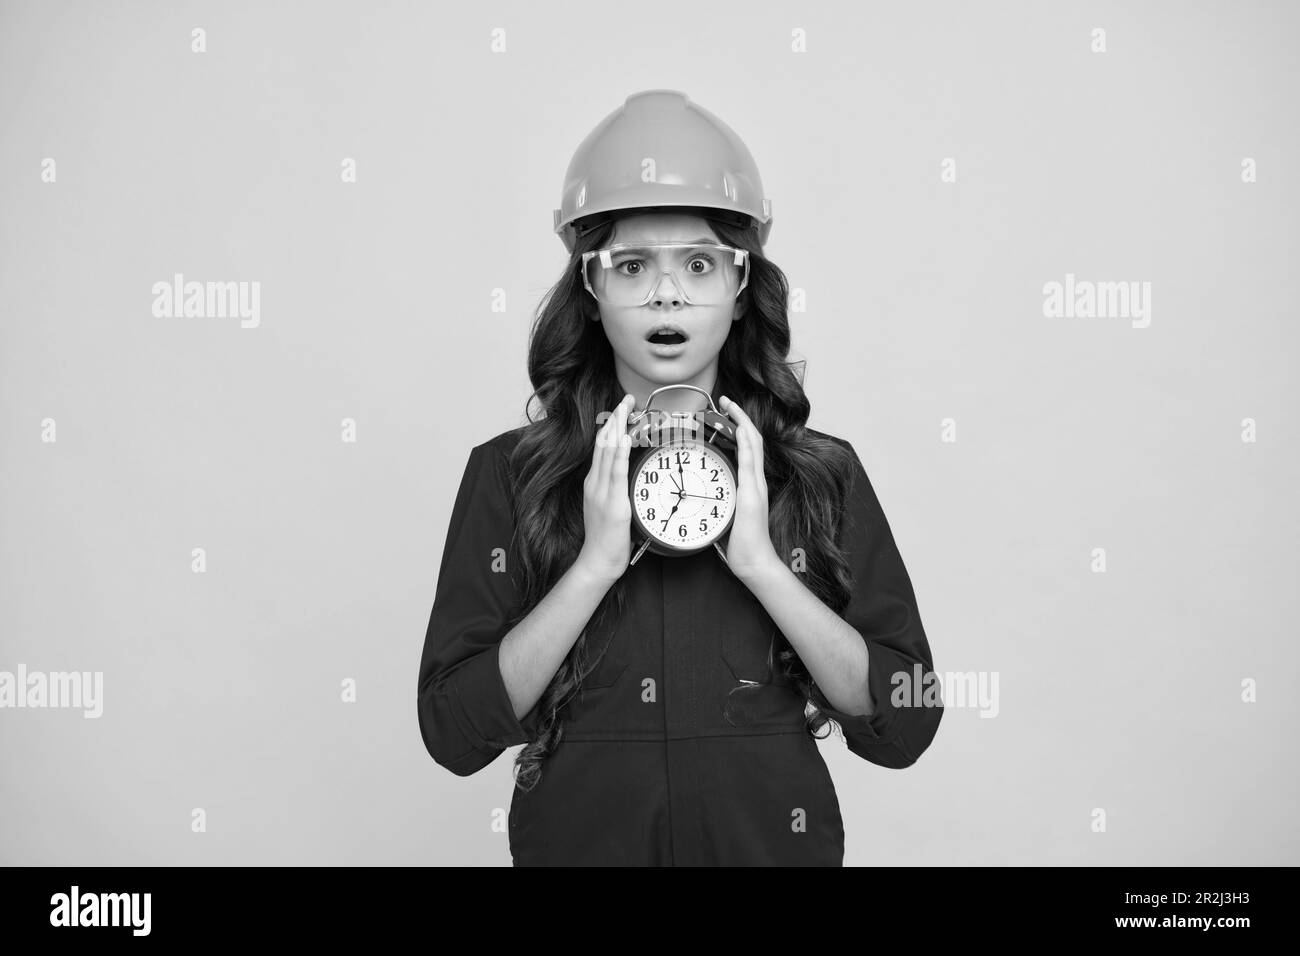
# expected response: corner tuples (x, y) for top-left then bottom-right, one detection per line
(665, 462), (689, 519)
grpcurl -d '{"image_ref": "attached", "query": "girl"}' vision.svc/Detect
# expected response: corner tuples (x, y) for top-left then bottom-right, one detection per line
(417, 90), (942, 866)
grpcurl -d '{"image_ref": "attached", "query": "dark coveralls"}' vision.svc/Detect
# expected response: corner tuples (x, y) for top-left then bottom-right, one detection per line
(418, 423), (942, 865)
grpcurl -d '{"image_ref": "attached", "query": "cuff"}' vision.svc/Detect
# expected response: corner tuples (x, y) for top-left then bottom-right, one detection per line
(447, 640), (542, 750)
(811, 640), (921, 746)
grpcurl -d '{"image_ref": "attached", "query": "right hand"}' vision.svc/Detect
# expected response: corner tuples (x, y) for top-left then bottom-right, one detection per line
(576, 393), (636, 583)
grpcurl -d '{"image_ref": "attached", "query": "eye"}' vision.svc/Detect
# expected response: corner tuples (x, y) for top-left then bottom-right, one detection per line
(614, 259), (645, 277)
(686, 254), (715, 275)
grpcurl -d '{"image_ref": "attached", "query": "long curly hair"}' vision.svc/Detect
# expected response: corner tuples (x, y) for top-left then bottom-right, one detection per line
(507, 207), (857, 792)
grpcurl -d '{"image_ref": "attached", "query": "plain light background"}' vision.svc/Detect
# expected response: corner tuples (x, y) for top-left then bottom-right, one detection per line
(1, 0), (1296, 865)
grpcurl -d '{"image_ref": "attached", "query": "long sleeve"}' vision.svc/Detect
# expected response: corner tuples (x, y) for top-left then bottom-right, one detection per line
(417, 439), (541, 777)
(809, 441), (943, 769)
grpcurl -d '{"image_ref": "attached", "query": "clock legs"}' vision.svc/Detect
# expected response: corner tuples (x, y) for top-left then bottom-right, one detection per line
(629, 537), (653, 567)
(627, 533), (732, 569)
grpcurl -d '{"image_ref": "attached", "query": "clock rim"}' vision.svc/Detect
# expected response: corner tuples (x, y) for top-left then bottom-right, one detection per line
(627, 436), (738, 551)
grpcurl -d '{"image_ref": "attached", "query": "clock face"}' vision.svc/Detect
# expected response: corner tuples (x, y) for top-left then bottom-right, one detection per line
(629, 437), (736, 551)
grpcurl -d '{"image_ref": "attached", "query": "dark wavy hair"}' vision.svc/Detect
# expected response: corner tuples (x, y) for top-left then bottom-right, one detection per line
(507, 207), (857, 792)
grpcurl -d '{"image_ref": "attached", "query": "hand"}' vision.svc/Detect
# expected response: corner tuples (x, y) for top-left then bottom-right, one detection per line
(718, 395), (781, 582)
(575, 393), (635, 584)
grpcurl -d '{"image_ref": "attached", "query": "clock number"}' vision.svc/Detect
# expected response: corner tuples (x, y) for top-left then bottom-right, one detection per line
(638, 488), (649, 501)
(715, 488), (724, 500)
(698, 519), (707, 533)
(710, 506), (720, 518)
(678, 525), (687, 537)
(643, 470), (659, 484)
(674, 451), (691, 466)
(710, 468), (718, 481)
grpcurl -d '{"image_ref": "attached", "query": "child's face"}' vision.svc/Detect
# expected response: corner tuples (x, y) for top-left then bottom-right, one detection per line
(592, 212), (742, 399)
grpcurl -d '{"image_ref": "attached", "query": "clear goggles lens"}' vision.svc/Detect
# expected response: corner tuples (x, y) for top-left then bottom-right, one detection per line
(582, 243), (749, 307)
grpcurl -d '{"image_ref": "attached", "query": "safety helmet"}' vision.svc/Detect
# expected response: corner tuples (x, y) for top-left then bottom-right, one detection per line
(553, 90), (773, 254)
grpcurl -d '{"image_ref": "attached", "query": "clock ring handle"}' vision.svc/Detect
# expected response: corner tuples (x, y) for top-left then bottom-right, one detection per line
(628, 383), (719, 428)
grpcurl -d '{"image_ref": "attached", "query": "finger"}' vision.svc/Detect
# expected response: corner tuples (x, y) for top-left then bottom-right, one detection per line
(720, 395), (757, 442)
(744, 426), (762, 499)
(603, 396), (627, 446)
(734, 409), (751, 500)
(592, 400), (619, 495)
(585, 416), (605, 493)
(720, 397), (754, 467)
(599, 394), (633, 492)
(734, 434), (760, 513)
(613, 394), (630, 458)
(719, 394), (746, 436)
(750, 428), (767, 501)
(741, 417), (767, 497)
(722, 397), (765, 465)
(617, 392), (634, 452)
(612, 400), (632, 489)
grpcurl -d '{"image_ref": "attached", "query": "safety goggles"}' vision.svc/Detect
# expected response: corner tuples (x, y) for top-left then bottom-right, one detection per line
(581, 242), (750, 307)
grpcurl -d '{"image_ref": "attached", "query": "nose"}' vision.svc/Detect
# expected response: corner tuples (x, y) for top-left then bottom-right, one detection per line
(648, 269), (686, 308)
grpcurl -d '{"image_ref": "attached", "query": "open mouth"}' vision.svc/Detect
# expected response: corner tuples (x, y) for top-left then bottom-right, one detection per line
(647, 331), (687, 345)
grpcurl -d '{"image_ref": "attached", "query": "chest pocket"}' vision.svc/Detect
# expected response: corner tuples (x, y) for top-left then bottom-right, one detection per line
(583, 649), (628, 690)
(567, 606), (643, 736)
(717, 581), (788, 686)
(721, 623), (788, 685)
(577, 613), (631, 692)
(718, 612), (805, 729)
(564, 619), (645, 737)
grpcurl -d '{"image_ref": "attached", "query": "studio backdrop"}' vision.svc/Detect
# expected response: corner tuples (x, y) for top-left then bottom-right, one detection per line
(1, 0), (1296, 865)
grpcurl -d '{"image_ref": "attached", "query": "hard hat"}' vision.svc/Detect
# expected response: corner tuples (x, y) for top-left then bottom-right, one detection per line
(553, 90), (773, 254)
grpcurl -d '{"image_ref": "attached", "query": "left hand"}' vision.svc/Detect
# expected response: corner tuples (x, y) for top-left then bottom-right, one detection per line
(718, 395), (781, 582)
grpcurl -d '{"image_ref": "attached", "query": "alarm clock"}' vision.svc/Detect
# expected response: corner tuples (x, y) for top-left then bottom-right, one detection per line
(622, 384), (740, 569)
